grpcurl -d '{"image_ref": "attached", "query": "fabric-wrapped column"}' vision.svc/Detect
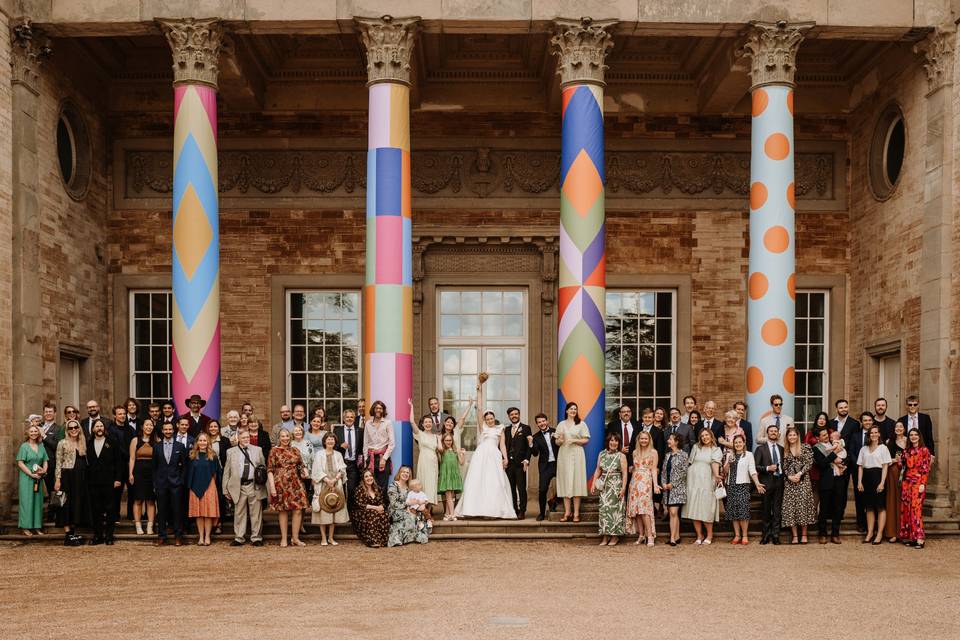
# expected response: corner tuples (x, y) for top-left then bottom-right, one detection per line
(741, 21), (812, 433)
(552, 18), (615, 478)
(357, 16), (419, 469)
(159, 18), (223, 414)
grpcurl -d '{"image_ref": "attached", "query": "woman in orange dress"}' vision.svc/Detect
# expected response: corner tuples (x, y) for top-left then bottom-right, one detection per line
(267, 428), (309, 547)
(187, 433), (222, 546)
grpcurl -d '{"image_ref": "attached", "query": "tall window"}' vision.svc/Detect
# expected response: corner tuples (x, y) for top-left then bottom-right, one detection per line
(605, 290), (675, 418)
(795, 290), (829, 431)
(130, 290), (172, 404)
(287, 291), (361, 423)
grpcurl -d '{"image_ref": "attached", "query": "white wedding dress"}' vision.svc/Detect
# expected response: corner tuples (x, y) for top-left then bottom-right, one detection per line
(455, 424), (517, 519)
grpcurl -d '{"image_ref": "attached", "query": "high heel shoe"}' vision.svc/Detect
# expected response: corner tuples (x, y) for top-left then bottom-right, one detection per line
(135, 522), (144, 535)
(146, 522), (154, 536)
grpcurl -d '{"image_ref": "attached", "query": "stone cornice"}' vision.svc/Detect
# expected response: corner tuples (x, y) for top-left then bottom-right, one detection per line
(355, 15), (420, 86)
(9, 18), (51, 94)
(738, 20), (814, 89)
(156, 17), (223, 88)
(914, 27), (955, 95)
(551, 17), (616, 87)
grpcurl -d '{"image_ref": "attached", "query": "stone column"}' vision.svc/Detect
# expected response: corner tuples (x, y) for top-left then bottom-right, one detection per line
(740, 21), (811, 432)
(356, 15), (419, 469)
(914, 27), (955, 487)
(158, 18), (223, 416)
(552, 18), (615, 478)
(6, 19), (50, 514)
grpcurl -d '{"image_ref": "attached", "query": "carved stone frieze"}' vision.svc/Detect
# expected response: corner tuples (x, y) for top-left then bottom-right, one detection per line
(10, 19), (52, 94)
(355, 15), (420, 86)
(914, 27), (956, 95)
(124, 147), (836, 207)
(738, 20), (814, 89)
(157, 17), (223, 88)
(551, 17), (616, 87)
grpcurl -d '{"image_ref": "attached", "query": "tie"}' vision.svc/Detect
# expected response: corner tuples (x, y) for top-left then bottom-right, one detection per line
(434, 415), (440, 429)
(772, 445), (780, 476)
(623, 424), (629, 448)
(775, 415), (781, 429)
(241, 448), (251, 482)
(347, 428), (354, 459)
(164, 441), (172, 464)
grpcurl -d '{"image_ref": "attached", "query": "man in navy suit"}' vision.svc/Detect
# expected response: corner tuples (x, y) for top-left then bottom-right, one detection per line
(899, 395), (936, 457)
(733, 401), (753, 451)
(843, 412), (874, 532)
(529, 413), (559, 521)
(152, 421), (188, 546)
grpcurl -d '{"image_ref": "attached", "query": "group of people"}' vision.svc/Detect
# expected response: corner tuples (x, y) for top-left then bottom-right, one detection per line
(14, 388), (936, 550)
(586, 394), (935, 548)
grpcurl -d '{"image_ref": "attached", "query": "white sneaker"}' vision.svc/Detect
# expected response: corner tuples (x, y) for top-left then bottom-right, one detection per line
(146, 522), (154, 535)
(135, 522), (144, 535)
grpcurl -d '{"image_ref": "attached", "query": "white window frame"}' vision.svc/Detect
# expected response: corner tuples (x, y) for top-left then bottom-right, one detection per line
(795, 289), (830, 429)
(128, 288), (173, 404)
(604, 289), (677, 415)
(285, 289), (362, 422)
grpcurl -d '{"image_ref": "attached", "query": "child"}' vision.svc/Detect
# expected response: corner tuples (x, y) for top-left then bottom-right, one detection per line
(829, 430), (847, 476)
(437, 433), (465, 521)
(405, 479), (432, 531)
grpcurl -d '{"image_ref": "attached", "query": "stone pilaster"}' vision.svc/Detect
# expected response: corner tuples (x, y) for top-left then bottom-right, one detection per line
(739, 20), (814, 90)
(355, 15), (419, 86)
(0, 11), (16, 516)
(550, 17), (616, 87)
(157, 17), (223, 88)
(913, 26), (956, 485)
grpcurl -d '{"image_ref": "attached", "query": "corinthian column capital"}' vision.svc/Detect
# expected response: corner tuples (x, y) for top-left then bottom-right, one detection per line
(550, 17), (616, 87)
(10, 18), (52, 94)
(739, 20), (814, 90)
(355, 15), (420, 86)
(914, 26), (956, 95)
(157, 17), (223, 88)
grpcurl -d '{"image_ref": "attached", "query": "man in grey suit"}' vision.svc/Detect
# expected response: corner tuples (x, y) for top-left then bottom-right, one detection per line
(223, 430), (267, 546)
(664, 407), (694, 453)
(420, 396), (451, 435)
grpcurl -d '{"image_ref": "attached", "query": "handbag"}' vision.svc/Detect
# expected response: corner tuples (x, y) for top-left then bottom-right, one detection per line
(714, 484), (727, 500)
(51, 490), (67, 508)
(594, 473), (606, 493)
(240, 447), (268, 485)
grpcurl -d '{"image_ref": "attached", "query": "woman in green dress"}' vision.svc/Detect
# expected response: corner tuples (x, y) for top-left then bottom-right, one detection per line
(555, 402), (590, 522)
(437, 432), (465, 521)
(387, 465), (429, 547)
(17, 424), (49, 535)
(592, 433), (627, 546)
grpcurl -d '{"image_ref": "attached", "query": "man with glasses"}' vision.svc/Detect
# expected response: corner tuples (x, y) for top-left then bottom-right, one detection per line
(758, 394), (794, 446)
(82, 400), (112, 439)
(898, 396), (936, 458)
(40, 403), (62, 520)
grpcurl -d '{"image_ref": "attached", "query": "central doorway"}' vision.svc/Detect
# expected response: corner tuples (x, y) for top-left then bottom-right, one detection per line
(437, 288), (527, 455)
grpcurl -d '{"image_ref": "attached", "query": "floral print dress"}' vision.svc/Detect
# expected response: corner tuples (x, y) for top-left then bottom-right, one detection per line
(267, 446), (308, 512)
(780, 444), (816, 527)
(387, 482), (430, 547)
(626, 452), (655, 534)
(899, 446), (932, 541)
(352, 485), (389, 547)
(596, 450), (626, 536)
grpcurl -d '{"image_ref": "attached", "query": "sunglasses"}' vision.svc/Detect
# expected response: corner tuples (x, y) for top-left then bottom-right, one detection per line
(772, 402), (783, 407)
(67, 426), (80, 431)
(907, 402), (919, 406)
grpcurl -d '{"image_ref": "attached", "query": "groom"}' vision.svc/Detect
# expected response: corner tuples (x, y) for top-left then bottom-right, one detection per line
(503, 407), (533, 519)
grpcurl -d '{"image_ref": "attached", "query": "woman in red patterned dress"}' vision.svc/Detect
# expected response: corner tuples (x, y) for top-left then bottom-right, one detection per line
(899, 428), (932, 549)
(267, 429), (309, 547)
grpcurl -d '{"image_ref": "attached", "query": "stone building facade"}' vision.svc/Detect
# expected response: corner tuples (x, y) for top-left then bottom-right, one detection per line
(0, 1), (958, 515)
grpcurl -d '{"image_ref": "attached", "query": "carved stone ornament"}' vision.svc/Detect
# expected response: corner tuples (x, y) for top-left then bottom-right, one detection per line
(355, 15), (420, 86)
(10, 18), (52, 93)
(738, 20), (814, 89)
(914, 27), (956, 94)
(551, 17), (616, 87)
(156, 17), (223, 88)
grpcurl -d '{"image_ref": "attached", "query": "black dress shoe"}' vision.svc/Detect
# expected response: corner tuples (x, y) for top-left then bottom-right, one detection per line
(230, 540), (244, 547)
(105, 538), (115, 546)
(771, 538), (781, 545)
(536, 514), (545, 521)
(252, 540), (264, 547)
(90, 537), (104, 546)
(760, 537), (770, 545)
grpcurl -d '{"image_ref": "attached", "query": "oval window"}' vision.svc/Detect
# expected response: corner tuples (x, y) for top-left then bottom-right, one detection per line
(869, 104), (906, 200)
(55, 101), (91, 200)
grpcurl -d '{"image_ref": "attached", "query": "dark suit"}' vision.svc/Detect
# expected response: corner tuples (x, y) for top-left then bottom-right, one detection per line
(81, 416), (112, 439)
(86, 436), (124, 542)
(41, 423), (62, 515)
(755, 441), (785, 541)
(899, 413), (935, 456)
(110, 420), (137, 520)
(813, 444), (845, 537)
(334, 423), (365, 505)
(605, 418), (640, 460)
(421, 412), (450, 435)
(842, 423), (870, 530)
(186, 413), (212, 438)
(736, 419), (754, 451)
(503, 422), (533, 515)
(530, 428), (559, 518)
(664, 422), (694, 453)
(152, 439), (188, 540)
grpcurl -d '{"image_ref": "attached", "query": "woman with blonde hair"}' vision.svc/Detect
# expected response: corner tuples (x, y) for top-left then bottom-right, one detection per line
(681, 427), (722, 544)
(187, 433), (222, 545)
(268, 428), (309, 547)
(626, 430), (659, 546)
(17, 422), (49, 536)
(781, 426), (816, 544)
(55, 419), (89, 545)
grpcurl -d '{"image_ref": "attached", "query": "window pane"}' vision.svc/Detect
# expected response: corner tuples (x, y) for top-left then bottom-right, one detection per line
(134, 293), (150, 319)
(440, 291), (459, 314)
(130, 290), (173, 406)
(461, 292), (481, 313)
(503, 291), (523, 314)
(482, 314), (501, 336)
(461, 315), (481, 336)
(503, 314), (523, 337)
(482, 291), (502, 314)
(440, 315), (461, 337)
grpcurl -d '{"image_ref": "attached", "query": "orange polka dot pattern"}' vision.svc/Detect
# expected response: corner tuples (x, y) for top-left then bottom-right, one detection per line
(746, 85), (796, 427)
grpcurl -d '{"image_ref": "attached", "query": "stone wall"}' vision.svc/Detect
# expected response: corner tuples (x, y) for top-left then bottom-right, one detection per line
(0, 9), (15, 512)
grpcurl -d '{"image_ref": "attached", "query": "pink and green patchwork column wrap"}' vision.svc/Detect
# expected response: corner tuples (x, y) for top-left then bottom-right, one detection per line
(172, 83), (220, 414)
(746, 84), (796, 428)
(363, 82), (413, 467)
(558, 83), (606, 478)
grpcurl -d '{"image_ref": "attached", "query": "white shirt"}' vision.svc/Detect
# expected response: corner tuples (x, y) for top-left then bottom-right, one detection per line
(541, 431), (555, 462)
(93, 437), (105, 456)
(703, 418), (715, 432)
(177, 433), (189, 447)
(835, 415), (847, 431)
(619, 422), (634, 441)
(908, 414), (919, 431)
(767, 442), (781, 475)
(343, 425), (357, 460)
(857, 445), (892, 468)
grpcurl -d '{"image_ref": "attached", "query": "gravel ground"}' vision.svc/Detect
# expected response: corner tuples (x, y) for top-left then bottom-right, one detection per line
(2, 538), (958, 639)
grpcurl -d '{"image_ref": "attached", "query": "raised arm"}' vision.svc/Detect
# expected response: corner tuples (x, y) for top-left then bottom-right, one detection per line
(457, 398), (475, 431)
(408, 398), (418, 427)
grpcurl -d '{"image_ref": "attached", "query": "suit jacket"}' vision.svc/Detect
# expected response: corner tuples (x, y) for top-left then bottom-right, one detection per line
(110, 421), (137, 457)
(503, 422), (532, 465)
(41, 423), (62, 460)
(223, 445), (267, 502)
(898, 413), (935, 456)
(754, 441), (785, 489)
(736, 420), (754, 451)
(605, 418), (640, 457)
(812, 445), (842, 491)
(842, 424), (871, 474)
(758, 413), (795, 444)
(86, 436), (124, 487)
(173, 433), (195, 455)
(151, 439), (188, 490)
(81, 416), (113, 439)
(663, 423), (694, 453)
(421, 412), (451, 435)
(250, 426), (272, 461)
(333, 423), (365, 463)
(186, 413), (212, 438)
(830, 417), (860, 441)
(530, 428), (559, 472)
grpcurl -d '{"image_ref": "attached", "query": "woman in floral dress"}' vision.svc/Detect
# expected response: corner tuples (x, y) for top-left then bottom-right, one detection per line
(780, 427), (816, 544)
(353, 470), (389, 547)
(626, 431), (659, 546)
(899, 429), (932, 549)
(592, 434), (627, 546)
(267, 429), (309, 547)
(660, 433), (689, 546)
(387, 465), (429, 547)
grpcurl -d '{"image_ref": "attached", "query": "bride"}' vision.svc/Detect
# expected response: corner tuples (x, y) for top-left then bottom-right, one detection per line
(454, 377), (517, 520)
